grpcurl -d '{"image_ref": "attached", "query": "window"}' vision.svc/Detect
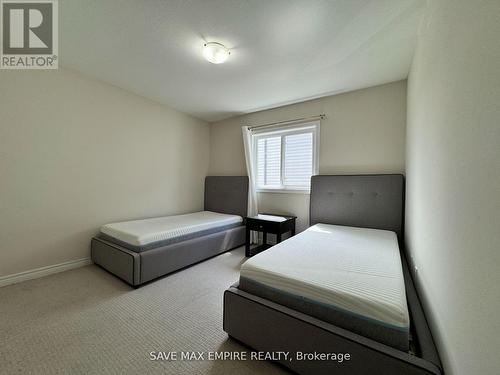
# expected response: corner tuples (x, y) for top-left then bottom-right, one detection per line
(253, 121), (319, 192)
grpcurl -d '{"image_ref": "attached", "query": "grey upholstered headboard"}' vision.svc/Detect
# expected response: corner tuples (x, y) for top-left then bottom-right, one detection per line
(310, 174), (404, 240)
(204, 176), (249, 218)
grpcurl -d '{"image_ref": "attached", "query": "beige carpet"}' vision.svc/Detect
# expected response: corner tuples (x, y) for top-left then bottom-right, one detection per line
(0, 247), (287, 375)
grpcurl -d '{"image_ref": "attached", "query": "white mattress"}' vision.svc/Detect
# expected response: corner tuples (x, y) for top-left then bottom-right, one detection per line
(240, 224), (409, 329)
(101, 211), (243, 247)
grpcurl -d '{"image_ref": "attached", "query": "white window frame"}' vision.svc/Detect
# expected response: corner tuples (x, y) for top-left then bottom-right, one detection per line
(252, 120), (320, 194)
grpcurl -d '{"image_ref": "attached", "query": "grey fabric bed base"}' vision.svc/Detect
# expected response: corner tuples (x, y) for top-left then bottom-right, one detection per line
(224, 286), (439, 375)
(224, 252), (442, 375)
(91, 225), (245, 286)
(238, 276), (409, 351)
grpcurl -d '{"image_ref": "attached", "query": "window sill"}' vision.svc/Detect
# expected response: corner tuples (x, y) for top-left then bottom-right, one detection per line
(256, 188), (310, 195)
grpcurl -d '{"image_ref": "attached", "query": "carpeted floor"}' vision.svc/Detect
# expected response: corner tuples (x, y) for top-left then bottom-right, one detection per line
(0, 247), (287, 375)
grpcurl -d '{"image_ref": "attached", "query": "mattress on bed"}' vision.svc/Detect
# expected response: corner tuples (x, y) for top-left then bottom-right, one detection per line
(100, 211), (243, 252)
(239, 223), (410, 351)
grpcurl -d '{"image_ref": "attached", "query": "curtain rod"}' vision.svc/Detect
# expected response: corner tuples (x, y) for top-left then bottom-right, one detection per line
(248, 114), (325, 131)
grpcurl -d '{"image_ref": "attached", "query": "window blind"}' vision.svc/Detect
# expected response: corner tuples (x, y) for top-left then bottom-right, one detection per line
(256, 136), (281, 187)
(253, 121), (318, 191)
(283, 132), (313, 187)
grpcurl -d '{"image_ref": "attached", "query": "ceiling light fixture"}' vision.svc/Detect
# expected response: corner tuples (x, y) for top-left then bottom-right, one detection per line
(203, 42), (230, 64)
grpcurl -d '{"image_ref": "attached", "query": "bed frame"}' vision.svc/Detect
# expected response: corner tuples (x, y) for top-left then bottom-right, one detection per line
(91, 176), (248, 286)
(223, 174), (442, 375)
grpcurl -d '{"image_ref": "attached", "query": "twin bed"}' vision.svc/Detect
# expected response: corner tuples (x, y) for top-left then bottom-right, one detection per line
(239, 224), (410, 351)
(91, 176), (248, 286)
(224, 174), (443, 375)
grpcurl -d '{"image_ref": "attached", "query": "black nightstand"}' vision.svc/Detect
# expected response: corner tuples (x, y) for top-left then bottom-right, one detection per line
(245, 213), (297, 257)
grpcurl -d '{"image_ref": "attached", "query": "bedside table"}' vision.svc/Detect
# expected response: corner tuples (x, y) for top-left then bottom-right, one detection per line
(245, 213), (297, 257)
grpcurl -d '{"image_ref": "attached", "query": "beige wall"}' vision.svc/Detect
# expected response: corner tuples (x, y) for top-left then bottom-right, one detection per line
(0, 69), (210, 277)
(209, 81), (407, 232)
(406, 1), (500, 374)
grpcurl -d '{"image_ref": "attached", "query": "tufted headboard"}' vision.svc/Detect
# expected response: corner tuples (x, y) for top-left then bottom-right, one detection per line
(204, 176), (249, 218)
(310, 174), (404, 240)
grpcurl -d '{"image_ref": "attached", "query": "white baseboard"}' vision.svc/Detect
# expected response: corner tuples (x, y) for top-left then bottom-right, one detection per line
(0, 258), (92, 288)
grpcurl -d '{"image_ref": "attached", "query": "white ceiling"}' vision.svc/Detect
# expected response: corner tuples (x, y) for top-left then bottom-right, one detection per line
(60, 0), (425, 122)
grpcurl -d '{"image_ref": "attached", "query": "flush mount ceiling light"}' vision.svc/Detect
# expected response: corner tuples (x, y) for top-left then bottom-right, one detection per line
(203, 42), (230, 64)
